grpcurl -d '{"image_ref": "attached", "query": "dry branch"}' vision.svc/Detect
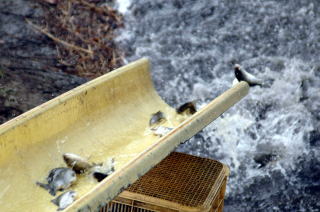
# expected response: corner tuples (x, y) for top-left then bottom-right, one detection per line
(26, 19), (93, 55)
(35, 0), (124, 78)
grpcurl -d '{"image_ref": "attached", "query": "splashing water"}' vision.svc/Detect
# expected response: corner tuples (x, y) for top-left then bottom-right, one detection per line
(115, 0), (132, 14)
(117, 1), (320, 211)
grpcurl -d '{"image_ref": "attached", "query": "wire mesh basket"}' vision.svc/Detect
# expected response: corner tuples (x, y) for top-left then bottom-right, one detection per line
(100, 152), (229, 212)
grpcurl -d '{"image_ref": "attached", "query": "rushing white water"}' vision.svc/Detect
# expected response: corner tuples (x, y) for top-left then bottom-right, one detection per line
(117, 1), (320, 211)
(115, 0), (131, 14)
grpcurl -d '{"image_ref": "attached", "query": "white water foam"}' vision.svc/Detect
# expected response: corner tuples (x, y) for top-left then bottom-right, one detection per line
(117, 1), (320, 210)
(116, 0), (131, 14)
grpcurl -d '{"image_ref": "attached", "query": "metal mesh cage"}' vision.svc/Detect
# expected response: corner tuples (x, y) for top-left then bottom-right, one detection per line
(127, 152), (223, 207)
(100, 201), (154, 212)
(101, 152), (229, 212)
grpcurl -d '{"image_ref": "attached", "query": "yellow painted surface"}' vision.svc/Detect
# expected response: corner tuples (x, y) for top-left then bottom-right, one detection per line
(0, 58), (249, 212)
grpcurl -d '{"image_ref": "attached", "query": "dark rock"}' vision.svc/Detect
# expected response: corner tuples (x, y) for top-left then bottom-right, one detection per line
(0, 0), (87, 124)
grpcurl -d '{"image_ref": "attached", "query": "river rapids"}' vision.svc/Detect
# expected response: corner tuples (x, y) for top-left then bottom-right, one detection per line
(116, 1), (320, 211)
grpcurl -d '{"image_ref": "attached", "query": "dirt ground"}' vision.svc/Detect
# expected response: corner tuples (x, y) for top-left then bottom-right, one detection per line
(0, 0), (123, 124)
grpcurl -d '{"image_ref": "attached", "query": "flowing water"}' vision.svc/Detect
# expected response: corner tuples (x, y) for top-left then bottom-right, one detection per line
(116, 1), (320, 211)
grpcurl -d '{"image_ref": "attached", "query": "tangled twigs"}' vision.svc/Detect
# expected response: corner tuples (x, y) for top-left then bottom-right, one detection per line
(33, 0), (124, 78)
(26, 19), (93, 55)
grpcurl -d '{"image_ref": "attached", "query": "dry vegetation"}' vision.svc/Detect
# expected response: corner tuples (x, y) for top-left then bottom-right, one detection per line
(29, 0), (124, 78)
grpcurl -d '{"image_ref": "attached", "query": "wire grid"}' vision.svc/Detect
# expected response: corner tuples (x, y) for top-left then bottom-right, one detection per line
(126, 152), (223, 207)
(100, 202), (155, 212)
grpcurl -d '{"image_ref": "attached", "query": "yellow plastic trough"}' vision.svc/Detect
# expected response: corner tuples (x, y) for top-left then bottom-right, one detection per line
(0, 58), (249, 212)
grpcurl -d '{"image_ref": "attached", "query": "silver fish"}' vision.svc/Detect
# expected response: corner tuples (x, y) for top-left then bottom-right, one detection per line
(91, 158), (115, 182)
(36, 167), (76, 196)
(151, 126), (173, 137)
(149, 111), (166, 126)
(63, 153), (93, 174)
(234, 64), (263, 87)
(51, 190), (77, 211)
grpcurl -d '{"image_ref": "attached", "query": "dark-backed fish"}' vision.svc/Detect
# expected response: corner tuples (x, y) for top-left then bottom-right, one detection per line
(91, 158), (115, 182)
(36, 167), (76, 196)
(234, 64), (263, 87)
(254, 153), (278, 168)
(149, 111), (166, 126)
(176, 102), (197, 115)
(92, 172), (108, 182)
(63, 153), (93, 174)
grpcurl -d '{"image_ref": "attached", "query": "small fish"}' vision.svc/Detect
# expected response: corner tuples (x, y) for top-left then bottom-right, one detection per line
(91, 158), (115, 182)
(254, 153), (278, 168)
(151, 126), (173, 137)
(176, 102), (197, 115)
(149, 111), (166, 126)
(36, 167), (76, 196)
(234, 64), (263, 87)
(63, 153), (93, 174)
(51, 191), (77, 211)
(92, 172), (108, 182)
